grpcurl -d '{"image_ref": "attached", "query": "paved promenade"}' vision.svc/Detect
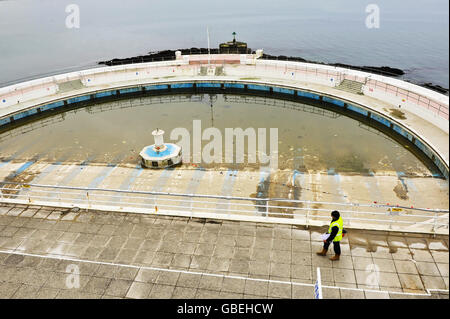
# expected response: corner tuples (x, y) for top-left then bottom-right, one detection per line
(0, 203), (448, 299)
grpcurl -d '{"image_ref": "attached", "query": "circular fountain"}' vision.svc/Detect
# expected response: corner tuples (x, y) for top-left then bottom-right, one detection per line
(139, 128), (182, 168)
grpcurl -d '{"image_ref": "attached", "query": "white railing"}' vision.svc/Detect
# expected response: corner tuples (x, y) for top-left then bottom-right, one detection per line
(1, 55), (447, 122)
(0, 182), (448, 235)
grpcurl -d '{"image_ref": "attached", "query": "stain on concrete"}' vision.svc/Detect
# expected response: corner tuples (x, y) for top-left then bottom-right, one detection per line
(4, 254), (24, 265)
(269, 171), (302, 218)
(204, 219), (222, 224)
(366, 242), (377, 253)
(393, 181), (409, 200)
(251, 170), (302, 218)
(400, 274), (421, 290)
(383, 108), (407, 120)
(250, 176), (271, 215)
(0, 168), (41, 198)
(388, 246), (398, 253)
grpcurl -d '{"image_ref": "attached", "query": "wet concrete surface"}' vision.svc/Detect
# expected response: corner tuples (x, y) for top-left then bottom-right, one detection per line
(0, 160), (448, 234)
(0, 203), (448, 299)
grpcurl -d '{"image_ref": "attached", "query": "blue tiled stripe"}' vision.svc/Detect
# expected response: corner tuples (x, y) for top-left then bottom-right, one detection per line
(94, 91), (115, 98)
(51, 156), (95, 191)
(197, 83), (221, 88)
(255, 166), (271, 216)
(119, 164), (144, 190)
(177, 167), (207, 209)
(370, 113), (391, 127)
(393, 125), (413, 142)
(144, 167), (176, 206)
(185, 167), (206, 195)
(9, 161), (35, 178)
(151, 168), (176, 193)
(328, 170), (348, 202)
(248, 84), (270, 91)
(273, 87), (295, 95)
(172, 83), (193, 89)
(144, 84), (169, 90)
(215, 169), (239, 214)
(323, 96), (345, 107)
(67, 95), (90, 104)
(364, 171), (384, 203)
(108, 164), (144, 205)
(119, 87), (140, 94)
(297, 91), (320, 100)
(87, 165), (117, 188)
(347, 104), (369, 116)
(224, 83), (245, 89)
(0, 117), (11, 125)
(40, 100), (64, 112)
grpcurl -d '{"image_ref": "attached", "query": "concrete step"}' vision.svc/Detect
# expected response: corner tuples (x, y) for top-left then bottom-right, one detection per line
(337, 79), (364, 95)
(57, 79), (85, 93)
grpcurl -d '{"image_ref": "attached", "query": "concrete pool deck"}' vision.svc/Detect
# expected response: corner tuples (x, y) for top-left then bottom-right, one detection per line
(0, 161), (448, 234)
(0, 203), (448, 299)
(0, 161), (448, 210)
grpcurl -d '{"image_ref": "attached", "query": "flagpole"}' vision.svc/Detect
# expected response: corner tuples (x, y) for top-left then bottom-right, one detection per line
(207, 26), (211, 67)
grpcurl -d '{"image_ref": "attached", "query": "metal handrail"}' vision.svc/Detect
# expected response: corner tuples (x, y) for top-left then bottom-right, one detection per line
(10, 187), (449, 220)
(5, 192), (447, 225)
(3, 188), (448, 224)
(1, 182), (448, 234)
(1, 181), (447, 213)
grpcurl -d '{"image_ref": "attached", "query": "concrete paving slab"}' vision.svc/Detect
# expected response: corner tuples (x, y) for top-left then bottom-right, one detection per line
(436, 263), (449, 278)
(415, 261), (440, 276)
(104, 279), (133, 297)
(421, 275), (447, 290)
(371, 258), (397, 273)
(333, 268), (357, 284)
(431, 251), (449, 264)
(125, 281), (152, 299)
(149, 284), (175, 298)
(171, 286), (197, 299)
(364, 290), (390, 299)
(410, 249), (435, 262)
(394, 260), (419, 275)
(321, 287), (341, 299)
(398, 273), (425, 291)
(0, 203), (447, 299)
(339, 288), (365, 299)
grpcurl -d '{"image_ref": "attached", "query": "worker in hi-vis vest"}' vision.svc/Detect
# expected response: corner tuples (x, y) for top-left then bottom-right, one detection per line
(316, 210), (344, 261)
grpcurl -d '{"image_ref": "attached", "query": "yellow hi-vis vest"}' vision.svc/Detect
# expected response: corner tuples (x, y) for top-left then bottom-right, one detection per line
(328, 217), (343, 242)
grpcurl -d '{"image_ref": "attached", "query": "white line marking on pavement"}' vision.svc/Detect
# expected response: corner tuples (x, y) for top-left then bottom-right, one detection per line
(0, 249), (447, 297)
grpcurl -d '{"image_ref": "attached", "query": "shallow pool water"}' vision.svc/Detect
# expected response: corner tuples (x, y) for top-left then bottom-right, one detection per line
(0, 93), (435, 175)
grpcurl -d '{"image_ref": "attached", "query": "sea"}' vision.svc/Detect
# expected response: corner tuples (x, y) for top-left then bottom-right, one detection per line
(0, 0), (448, 88)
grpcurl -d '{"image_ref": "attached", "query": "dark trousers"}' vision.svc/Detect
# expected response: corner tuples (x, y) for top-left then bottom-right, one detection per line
(324, 241), (341, 255)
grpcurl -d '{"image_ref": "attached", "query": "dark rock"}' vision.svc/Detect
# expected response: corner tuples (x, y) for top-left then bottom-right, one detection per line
(261, 55), (404, 77)
(332, 63), (404, 76)
(97, 45), (448, 95)
(420, 83), (449, 95)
